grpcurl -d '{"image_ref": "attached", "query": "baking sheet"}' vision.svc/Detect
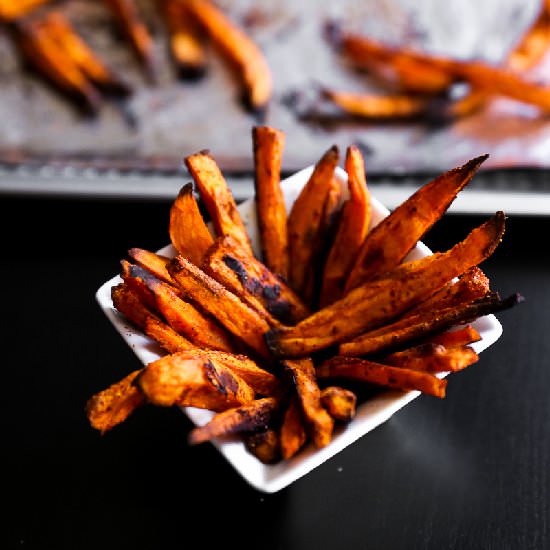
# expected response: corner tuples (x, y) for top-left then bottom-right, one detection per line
(1, 0), (549, 184)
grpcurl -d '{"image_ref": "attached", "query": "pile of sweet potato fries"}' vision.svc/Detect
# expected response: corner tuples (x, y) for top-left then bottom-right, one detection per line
(87, 126), (522, 464)
(321, 0), (550, 120)
(0, 0), (271, 114)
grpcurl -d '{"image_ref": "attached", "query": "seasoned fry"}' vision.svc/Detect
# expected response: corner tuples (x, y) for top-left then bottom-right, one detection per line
(184, 0), (272, 113)
(280, 395), (308, 460)
(244, 429), (281, 464)
(12, 19), (101, 113)
(169, 183), (214, 266)
(167, 255), (272, 357)
(320, 145), (371, 306)
(202, 235), (309, 326)
(339, 292), (522, 356)
(266, 212), (506, 358)
(185, 150), (253, 255)
(128, 248), (174, 285)
(111, 282), (159, 331)
(158, 0), (207, 79)
(120, 259), (159, 311)
(133, 264), (236, 352)
(282, 359), (334, 448)
(287, 145), (339, 295)
(320, 386), (357, 422)
(382, 343), (479, 373)
(86, 369), (145, 433)
(41, 11), (130, 96)
(137, 351), (255, 410)
(345, 155), (488, 292)
(322, 88), (430, 119)
(144, 318), (281, 396)
(0, 0), (50, 22)
(252, 126), (288, 280)
(423, 325), (481, 349)
(103, 0), (155, 81)
(188, 397), (279, 445)
(317, 356), (448, 398)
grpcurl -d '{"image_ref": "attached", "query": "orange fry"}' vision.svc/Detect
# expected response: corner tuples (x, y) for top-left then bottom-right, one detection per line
(185, 150), (253, 255)
(320, 145), (371, 306)
(280, 396), (308, 460)
(423, 325), (481, 348)
(320, 386), (357, 422)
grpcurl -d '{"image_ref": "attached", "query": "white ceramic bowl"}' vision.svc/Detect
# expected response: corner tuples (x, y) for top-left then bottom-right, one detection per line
(95, 165), (503, 493)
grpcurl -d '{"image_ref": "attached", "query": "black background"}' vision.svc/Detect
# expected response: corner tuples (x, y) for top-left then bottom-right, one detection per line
(3, 196), (548, 549)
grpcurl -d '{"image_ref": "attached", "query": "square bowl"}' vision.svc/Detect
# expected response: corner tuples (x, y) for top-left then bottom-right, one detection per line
(95, 165), (503, 493)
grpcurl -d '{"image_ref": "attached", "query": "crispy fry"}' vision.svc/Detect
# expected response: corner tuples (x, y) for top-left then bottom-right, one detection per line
(167, 255), (272, 357)
(41, 11), (130, 96)
(133, 263), (236, 352)
(320, 386), (357, 422)
(12, 19), (101, 113)
(317, 356), (447, 398)
(185, 150), (253, 255)
(345, 155), (488, 292)
(120, 259), (159, 311)
(144, 318), (281, 396)
(423, 325), (481, 348)
(0, 0), (50, 22)
(266, 213), (506, 358)
(184, 0), (272, 113)
(127, 248), (174, 285)
(287, 145), (339, 295)
(111, 282), (159, 331)
(169, 183), (214, 266)
(244, 429), (281, 464)
(382, 343), (479, 373)
(137, 351), (255, 410)
(188, 397), (279, 445)
(202, 235), (308, 327)
(279, 395), (308, 460)
(158, 0), (207, 79)
(103, 0), (155, 81)
(339, 292), (522, 356)
(252, 126), (289, 280)
(282, 359), (334, 448)
(320, 145), (371, 306)
(322, 88), (430, 119)
(86, 369), (145, 433)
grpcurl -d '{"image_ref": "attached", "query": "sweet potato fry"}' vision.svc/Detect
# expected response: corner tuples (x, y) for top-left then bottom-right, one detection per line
(86, 369), (145, 433)
(41, 11), (130, 96)
(252, 126), (288, 280)
(382, 343), (479, 373)
(320, 386), (357, 422)
(12, 19), (101, 113)
(203, 234), (309, 325)
(317, 356), (447, 398)
(137, 351), (255, 411)
(320, 145), (371, 307)
(158, 0), (207, 79)
(169, 183), (214, 266)
(287, 145), (339, 295)
(322, 89), (430, 119)
(103, 0), (156, 81)
(167, 255), (272, 357)
(120, 259), (159, 311)
(184, 0), (272, 113)
(339, 292), (523, 356)
(188, 396), (279, 445)
(0, 0), (50, 22)
(279, 395), (308, 460)
(344, 155), (488, 292)
(144, 318), (281, 396)
(282, 359), (334, 448)
(127, 248), (174, 285)
(244, 429), (281, 464)
(266, 212), (506, 358)
(133, 264), (236, 352)
(111, 282), (159, 331)
(423, 325), (481, 348)
(185, 150), (253, 255)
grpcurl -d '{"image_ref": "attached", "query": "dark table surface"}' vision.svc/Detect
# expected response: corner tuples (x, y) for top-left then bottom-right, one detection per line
(3, 194), (549, 550)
